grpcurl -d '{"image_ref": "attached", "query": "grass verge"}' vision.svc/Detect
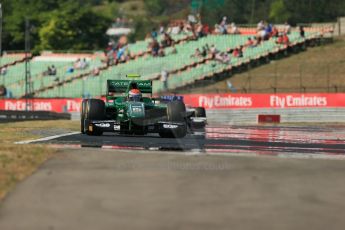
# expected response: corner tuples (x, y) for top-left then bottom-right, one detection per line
(0, 120), (79, 199)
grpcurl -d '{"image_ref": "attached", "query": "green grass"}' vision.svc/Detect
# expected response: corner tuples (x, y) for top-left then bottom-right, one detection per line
(0, 120), (79, 199)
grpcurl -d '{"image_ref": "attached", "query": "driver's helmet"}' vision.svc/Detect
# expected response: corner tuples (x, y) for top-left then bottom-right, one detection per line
(128, 89), (142, 102)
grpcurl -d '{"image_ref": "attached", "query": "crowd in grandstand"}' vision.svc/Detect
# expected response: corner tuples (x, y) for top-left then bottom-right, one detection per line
(105, 35), (132, 66)
(0, 12), (321, 99)
(43, 65), (57, 76)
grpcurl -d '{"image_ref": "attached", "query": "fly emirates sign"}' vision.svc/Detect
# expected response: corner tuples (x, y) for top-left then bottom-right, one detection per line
(270, 95), (327, 108)
(182, 94), (345, 109)
(198, 95), (253, 108)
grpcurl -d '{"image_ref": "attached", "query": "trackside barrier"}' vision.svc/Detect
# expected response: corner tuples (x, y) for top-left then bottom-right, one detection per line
(0, 93), (344, 123)
(258, 115), (281, 123)
(0, 110), (71, 123)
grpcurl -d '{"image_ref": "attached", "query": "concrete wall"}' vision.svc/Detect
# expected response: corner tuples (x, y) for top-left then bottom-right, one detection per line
(207, 108), (345, 124)
(333, 17), (345, 36)
(338, 17), (345, 35)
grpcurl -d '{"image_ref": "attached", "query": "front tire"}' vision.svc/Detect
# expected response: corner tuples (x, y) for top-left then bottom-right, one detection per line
(160, 101), (187, 138)
(80, 99), (87, 134)
(84, 99), (105, 136)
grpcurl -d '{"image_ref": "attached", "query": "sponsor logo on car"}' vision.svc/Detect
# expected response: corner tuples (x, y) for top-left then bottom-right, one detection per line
(95, 123), (110, 128)
(132, 107), (142, 112)
(163, 124), (178, 129)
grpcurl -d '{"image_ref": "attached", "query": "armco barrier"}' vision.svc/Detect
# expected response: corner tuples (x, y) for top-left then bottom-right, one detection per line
(0, 110), (71, 122)
(0, 93), (344, 123)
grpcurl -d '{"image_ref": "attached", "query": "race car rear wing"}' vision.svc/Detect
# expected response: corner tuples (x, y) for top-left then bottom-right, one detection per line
(107, 80), (152, 94)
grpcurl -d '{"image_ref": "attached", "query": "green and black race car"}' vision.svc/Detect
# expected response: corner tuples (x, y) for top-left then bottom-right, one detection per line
(80, 75), (206, 138)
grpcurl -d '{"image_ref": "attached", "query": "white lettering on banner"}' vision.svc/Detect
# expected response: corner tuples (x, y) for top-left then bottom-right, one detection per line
(199, 96), (252, 108)
(34, 102), (52, 111)
(270, 95), (327, 108)
(66, 100), (81, 112)
(4, 101), (52, 111)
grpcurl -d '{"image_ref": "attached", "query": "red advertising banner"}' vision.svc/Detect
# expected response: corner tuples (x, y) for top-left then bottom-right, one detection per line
(182, 93), (345, 109)
(0, 98), (83, 113)
(0, 94), (344, 112)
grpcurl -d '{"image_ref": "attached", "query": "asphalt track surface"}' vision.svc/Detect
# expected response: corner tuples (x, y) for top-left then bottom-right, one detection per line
(1, 125), (345, 230)
(43, 125), (345, 156)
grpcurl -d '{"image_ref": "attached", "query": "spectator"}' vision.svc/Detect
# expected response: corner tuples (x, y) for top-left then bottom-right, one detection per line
(151, 28), (158, 39)
(282, 33), (290, 45)
(191, 48), (202, 58)
(0, 85), (7, 97)
(230, 23), (239, 34)
(258, 28), (268, 40)
(219, 16), (228, 34)
(246, 37), (253, 46)
(47, 66), (52, 75)
(199, 44), (210, 57)
(66, 66), (74, 74)
(210, 44), (218, 57)
(161, 33), (174, 48)
(50, 65), (57, 75)
(255, 36), (262, 45)
(149, 39), (160, 56)
(161, 70), (168, 90)
(0, 66), (7, 76)
(257, 20), (265, 31)
(196, 23), (204, 38)
(232, 46), (243, 58)
(74, 58), (81, 69)
(179, 22), (184, 33)
(158, 47), (165, 57)
(106, 42), (114, 52)
(299, 26), (305, 38)
(271, 26), (279, 37)
(78, 58), (88, 69)
(93, 67), (100, 76)
(222, 52), (231, 64)
(232, 48), (239, 57)
(215, 52), (230, 64)
(117, 46), (126, 61)
(6, 89), (13, 98)
(265, 24), (273, 39)
(202, 24), (210, 36)
(276, 34), (284, 44)
(284, 22), (291, 34)
(159, 24), (165, 34)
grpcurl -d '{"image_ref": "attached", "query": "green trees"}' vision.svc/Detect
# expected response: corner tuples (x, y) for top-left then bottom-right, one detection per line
(2, 0), (110, 52)
(1, 0), (345, 52)
(199, 0), (345, 26)
(269, 0), (290, 23)
(38, 2), (109, 51)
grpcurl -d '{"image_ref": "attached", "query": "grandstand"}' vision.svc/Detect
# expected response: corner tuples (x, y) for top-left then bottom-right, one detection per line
(0, 26), (330, 98)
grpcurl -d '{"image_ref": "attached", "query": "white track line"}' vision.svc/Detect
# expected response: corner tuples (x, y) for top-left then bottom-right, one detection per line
(15, 132), (80, 144)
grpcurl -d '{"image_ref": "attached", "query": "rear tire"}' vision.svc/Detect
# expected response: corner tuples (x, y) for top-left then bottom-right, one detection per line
(167, 101), (186, 122)
(194, 107), (206, 118)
